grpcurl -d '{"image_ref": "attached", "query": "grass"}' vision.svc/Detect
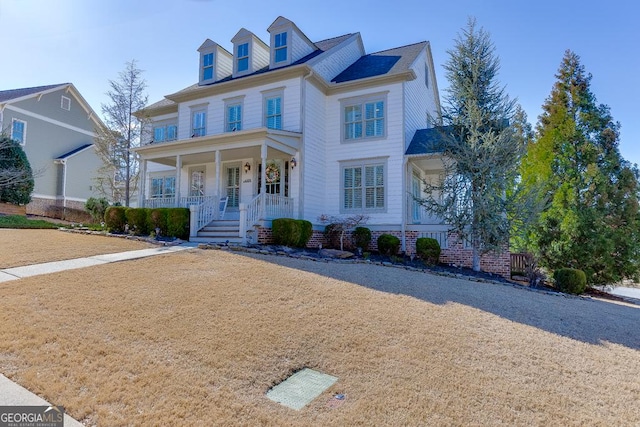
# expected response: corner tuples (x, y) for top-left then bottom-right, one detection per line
(0, 231), (639, 425)
(0, 215), (59, 229)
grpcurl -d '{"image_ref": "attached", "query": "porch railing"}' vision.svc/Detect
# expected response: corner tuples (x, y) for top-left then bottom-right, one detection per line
(240, 193), (294, 244)
(144, 195), (216, 209)
(189, 195), (220, 237)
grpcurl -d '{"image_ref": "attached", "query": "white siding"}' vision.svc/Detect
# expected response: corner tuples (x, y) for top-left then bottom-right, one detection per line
(301, 81), (327, 221)
(403, 49), (440, 150)
(318, 82), (406, 225)
(291, 29), (315, 63)
(311, 35), (364, 82)
(216, 48), (233, 82)
(252, 41), (270, 71)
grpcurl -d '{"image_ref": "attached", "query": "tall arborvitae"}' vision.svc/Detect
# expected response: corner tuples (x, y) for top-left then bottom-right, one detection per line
(520, 50), (640, 285)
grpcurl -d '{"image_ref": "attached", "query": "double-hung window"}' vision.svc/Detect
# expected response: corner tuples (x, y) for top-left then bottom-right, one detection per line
(342, 95), (386, 141)
(274, 32), (287, 63)
(342, 160), (386, 213)
(154, 127), (165, 142)
(226, 104), (242, 132)
(192, 110), (206, 137)
(153, 124), (178, 142)
(265, 96), (282, 129)
(237, 43), (249, 72)
(151, 176), (176, 199)
(11, 119), (26, 145)
(202, 52), (214, 81)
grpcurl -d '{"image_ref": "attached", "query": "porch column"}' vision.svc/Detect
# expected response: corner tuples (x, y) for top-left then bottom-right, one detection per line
(215, 150), (221, 199)
(138, 159), (147, 207)
(261, 143), (267, 216)
(175, 155), (182, 206)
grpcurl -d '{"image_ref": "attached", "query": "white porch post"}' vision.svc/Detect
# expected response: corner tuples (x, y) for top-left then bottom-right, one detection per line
(189, 205), (198, 238)
(239, 203), (247, 244)
(215, 150), (221, 200)
(138, 159), (147, 207)
(260, 143), (267, 217)
(175, 155), (182, 207)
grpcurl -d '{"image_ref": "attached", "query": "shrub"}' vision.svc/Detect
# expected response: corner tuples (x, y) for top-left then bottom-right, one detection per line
(149, 208), (169, 236)
(416, 237), (441, 265)
(272, 218), (313, 248)
(553, 268), (587, 295)
(105, 206), (127, 233)
(323, 223), (343, 249)
(85, 197), (110, 223)
(353, 227), (372, 250)
(125, 208), (150, 236)
(167, 208), (190, 239)
(0, 136), (34, 205)
(377, 234), (400, 256)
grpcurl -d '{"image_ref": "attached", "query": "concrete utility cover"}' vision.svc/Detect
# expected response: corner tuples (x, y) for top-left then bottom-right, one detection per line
(266, 368), (338, 410)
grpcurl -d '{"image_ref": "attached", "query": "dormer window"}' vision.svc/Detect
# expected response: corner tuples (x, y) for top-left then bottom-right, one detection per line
(202, 52), (214, 81)
(237, 43), (249, 72)
(274, 32), (287, 63)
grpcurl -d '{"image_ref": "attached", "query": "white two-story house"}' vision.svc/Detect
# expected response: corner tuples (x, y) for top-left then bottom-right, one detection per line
(135, 16), (510, 276)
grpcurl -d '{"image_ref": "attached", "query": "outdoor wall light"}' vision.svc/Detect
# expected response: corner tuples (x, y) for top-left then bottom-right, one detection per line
(291, 157), (297, 169)
(244, 162), (251, 173)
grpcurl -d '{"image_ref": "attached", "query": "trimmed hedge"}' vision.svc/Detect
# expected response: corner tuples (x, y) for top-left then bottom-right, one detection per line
(105, 206), (127, 233)
(272, 218), (313, 247)
(377, 234), (400, 256)
(167, 208), (190, 240)
(416, 237), (441, 265)
(126, 208), (150, 236)
(148, 208), (169, 236)
(353, 227), (372, 250)
(553, 268), (587, 295)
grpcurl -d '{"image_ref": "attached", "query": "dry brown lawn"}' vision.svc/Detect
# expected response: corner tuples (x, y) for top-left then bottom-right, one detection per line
(0, 231), (639, 425)
(0, 229), (154, 268)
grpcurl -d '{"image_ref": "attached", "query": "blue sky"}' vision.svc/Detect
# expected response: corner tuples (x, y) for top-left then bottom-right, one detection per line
(2, 0), (638, 164)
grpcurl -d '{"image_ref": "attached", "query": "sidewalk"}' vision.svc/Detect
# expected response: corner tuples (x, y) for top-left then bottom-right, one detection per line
(0, 242), (198, 424)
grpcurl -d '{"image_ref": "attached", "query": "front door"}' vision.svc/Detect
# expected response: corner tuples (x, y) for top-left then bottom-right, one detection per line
(225, 165), (240, 209)
(258, 160), (289, 196)
(189, 167), (205, 197)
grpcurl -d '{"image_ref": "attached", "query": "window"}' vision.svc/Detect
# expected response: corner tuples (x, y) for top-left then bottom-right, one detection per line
(153, 124), (177, 142)
(202, 52), (214, 81)
(274, 32), (287, 63)
(190, 168), (205, 197)
(341, 160), (386, 212)
(237, 43), (249, 72)
(343, 97), (385, 141)
(226, 104), (242, 132)
(151, 176), (176, 198)
(192, 110), (206, 137)
(61, 96), (71, 111)
(11, 119), (26, 145)
(265, 96), (282, 129)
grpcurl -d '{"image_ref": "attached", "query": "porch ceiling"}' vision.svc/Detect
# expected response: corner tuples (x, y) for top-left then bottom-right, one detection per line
(407, 154), (446, 172)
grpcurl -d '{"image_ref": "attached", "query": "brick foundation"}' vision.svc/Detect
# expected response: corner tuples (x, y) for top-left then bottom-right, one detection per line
(26, 197), (92, 223)
(257, 225), (511, 278)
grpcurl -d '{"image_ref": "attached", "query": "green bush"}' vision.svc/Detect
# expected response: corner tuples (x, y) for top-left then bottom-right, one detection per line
(167, 208), (190, 239)
(353, 227), (372, 250)
(149, 208), (169, 236)
(377, 234), (400, 256)
(272, 218), (313, 248)
(416, 237), (441, 265)
(105, 206), (127, 233)
(125, 208), (150, 236)
(85, 197), (110, 223)
(0, 136), (34, 205)
(553, 268), (587, 295)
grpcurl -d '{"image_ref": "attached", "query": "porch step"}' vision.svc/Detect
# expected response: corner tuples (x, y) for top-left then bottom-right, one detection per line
(192, 219), (242, 244)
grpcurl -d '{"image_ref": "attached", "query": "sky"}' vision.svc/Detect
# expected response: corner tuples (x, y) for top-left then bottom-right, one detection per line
(2, 0), (638, 164)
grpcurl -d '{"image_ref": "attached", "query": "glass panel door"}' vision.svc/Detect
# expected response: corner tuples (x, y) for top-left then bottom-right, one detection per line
(412, 174), (422, 223)
(190, 168), (205, 197)
(226, 166), (240, 208)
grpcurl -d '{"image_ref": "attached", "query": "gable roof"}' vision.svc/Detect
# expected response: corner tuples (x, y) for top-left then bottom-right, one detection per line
(55, 143), (94, 160)
(405, 126), (450, 156)
(332, 42), (427, 83)
(0, 83), (68, 103)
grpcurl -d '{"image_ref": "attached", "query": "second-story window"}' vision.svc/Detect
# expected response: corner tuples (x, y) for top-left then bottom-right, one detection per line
(274, 32), (287, 63)
(226, 104), (242, 132)
(265, 96), (282, 130)
(166, 124), (177, 141)
(154, 127), (165, 142)
(343, 98), (385, 141)
(192, 110), (206, 137)
(153, 124), (177, 142)
(202, 53), (214, 81)
(11, 119), (26, 145)
(237, 43), (249, 72)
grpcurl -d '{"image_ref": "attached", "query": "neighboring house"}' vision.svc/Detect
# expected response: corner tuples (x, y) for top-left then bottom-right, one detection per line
(135, 16), (509, 276)
(0, 83), (105, 216)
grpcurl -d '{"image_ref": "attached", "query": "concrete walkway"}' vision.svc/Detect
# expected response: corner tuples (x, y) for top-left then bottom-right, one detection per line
(0, 243), (197, 424)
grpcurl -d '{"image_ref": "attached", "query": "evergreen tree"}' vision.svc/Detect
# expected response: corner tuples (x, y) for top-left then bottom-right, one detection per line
(0, 136), (34, 205)
(520, 50), (640, 285)
(418, 18), (523, 271)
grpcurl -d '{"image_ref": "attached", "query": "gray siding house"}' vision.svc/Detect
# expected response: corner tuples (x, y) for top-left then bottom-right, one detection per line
(0, 83), (104, 215)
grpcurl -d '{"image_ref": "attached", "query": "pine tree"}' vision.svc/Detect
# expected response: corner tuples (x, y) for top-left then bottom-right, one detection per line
(520, 50), (640, 285)
(418, 18), (523, 271)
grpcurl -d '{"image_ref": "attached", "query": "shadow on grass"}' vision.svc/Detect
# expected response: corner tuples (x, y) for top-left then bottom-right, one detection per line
(239, 252), (640, 351)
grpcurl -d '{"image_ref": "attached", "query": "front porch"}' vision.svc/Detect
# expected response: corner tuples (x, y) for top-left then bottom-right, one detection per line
(135, 128), (300, 243)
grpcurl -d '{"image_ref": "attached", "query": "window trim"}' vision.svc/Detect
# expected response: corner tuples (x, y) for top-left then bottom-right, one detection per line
(150, 175), (176, 199)
(152, 123), (178, 143)
(340, 92), (388, 143)
(262, 88), (284, 130)
(11, 118), (27, 145)
(339, 157), (388, 214)
(224, 96), (244, 132)
(61, 95), (71, 111)
(191, 107), (207, 137)
(236, 42), (249, 73)
(274, 31), (288, 63)
(201, 51), (215, 82)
